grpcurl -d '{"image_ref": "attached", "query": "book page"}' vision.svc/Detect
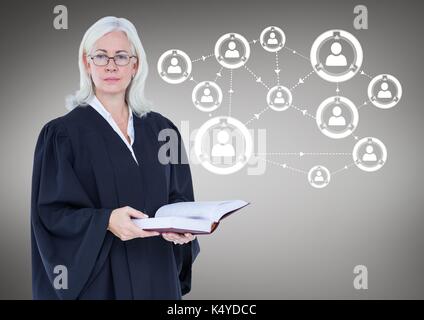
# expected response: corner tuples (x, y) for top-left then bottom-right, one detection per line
(133, 217), (213, 234)
(155, 200), (249, 221)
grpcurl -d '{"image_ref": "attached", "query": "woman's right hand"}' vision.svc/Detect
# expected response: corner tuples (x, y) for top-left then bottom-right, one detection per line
(107, 206), (160, 241)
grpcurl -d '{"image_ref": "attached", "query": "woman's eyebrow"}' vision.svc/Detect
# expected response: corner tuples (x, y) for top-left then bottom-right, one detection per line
(94, 49), (129, 54)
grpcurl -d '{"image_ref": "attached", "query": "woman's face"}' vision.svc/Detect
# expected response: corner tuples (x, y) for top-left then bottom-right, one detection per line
(85, 31), (138, 97)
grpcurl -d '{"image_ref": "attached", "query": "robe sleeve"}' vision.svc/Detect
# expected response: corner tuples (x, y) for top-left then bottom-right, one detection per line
(31, 120), (113, 300)
(165, 118), (200, 296)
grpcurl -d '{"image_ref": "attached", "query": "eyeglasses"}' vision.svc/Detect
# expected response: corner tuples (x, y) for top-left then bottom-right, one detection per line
(88, 53), (137, 66)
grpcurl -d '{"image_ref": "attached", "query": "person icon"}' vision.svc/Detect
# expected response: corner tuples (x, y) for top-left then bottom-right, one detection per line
(308, 165), (331, 188)
(362, 145), (377, 162)
(274, 91), (286, 104)
(328, 105), (346, 126)
(224, 41), (240, 58)
(314, 170), (325, 182)
(377, 82), (393, 99)
(325, 42), (347, 67)
(211, 130), (235, 157)
(267, 32), (278, 45)
(167, 57), (182, 74)
(200, 88), (214, 103)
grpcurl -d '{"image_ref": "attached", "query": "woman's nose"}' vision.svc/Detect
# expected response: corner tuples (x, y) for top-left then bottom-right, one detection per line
(105, 60), (118, 72)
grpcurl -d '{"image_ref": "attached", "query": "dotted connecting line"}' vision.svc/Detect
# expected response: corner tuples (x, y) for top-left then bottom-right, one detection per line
(357, 99), (371, 110)
(243, 65), (271, 91)
(289, 70), (316, 91)
(275, 52), (280, 85)
(245, 103), (315, 126)
(229, 69), (233, 116)
(290, 105), (316, 120)
(258, 156), (357, 179)
(214, 66), (224, 82)
(244, 106), (270, 125)
(189, 76), (199, 85)
(360, 70), (374, 79)
(283, 45), (310, 61)
(255, 152), (353, 156)
(352, 135), (360, 141)
(191, 53), (214, 63)
(330, 162), (356, 176)
(255, 157), (308, 175)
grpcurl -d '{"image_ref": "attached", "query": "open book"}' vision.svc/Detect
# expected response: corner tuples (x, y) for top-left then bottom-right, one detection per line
(132, 200), (249, 235)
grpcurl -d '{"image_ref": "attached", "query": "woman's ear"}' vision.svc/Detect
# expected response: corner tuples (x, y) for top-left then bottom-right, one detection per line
(132, 58), (139, 75)
(83, 53), (91, 74)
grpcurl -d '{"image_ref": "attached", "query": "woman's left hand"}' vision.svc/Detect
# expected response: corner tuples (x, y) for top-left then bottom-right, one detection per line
(162, 232), (196, 245)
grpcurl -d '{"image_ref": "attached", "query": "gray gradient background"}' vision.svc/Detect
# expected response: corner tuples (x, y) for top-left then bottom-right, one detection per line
(0, 0), (422, 299)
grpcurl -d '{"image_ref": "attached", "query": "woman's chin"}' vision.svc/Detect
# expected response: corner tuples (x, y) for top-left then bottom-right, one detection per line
(96, 87), (126, 95)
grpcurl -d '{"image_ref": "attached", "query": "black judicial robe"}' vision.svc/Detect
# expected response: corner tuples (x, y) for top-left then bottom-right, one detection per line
(30, 105), (200, 299)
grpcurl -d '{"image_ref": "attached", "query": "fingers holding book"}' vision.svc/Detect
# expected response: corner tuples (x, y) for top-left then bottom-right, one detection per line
(162, 232), (196, 245)
(108, 206), (160, 241)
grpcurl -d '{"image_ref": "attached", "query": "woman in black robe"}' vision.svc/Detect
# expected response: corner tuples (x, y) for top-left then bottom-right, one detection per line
(30, 16), (200, 300)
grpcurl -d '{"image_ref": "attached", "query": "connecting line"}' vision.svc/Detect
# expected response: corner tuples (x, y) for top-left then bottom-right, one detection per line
(255, 152), (353, 157)
(360, 69), (374, 80)
(249, 38), (260, 45)
(189, 76), (199, 85)
(357, 99), (371, 110)
(255, 157), (308, 175)
(336, 82), (340, 96)
(244, 106), (270, 125)
(290, 105), (316, 120)
(243, 65), (271, 91)
(283, 45), (310, 62)
(330, 162), (356, 176)
(191, 53), (214, 63)
(289, 70), (315, 91)
(214, 66), (224, 82)
(351, 134), (360, 141)
(228, 69), (233, 117)
(275, 52), (280, 85)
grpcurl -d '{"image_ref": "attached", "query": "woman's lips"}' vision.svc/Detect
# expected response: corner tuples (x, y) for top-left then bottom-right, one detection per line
(104, 78), (120, 83)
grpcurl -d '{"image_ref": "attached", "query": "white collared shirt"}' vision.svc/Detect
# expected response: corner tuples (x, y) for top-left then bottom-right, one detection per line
(88, 95), (139, 165)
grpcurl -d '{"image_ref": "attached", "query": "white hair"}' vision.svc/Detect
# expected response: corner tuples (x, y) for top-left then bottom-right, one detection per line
(65, 16), (152, 117)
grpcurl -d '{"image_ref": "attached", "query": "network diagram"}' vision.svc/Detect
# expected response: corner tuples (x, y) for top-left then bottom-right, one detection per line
(157, 26), (402, 188)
